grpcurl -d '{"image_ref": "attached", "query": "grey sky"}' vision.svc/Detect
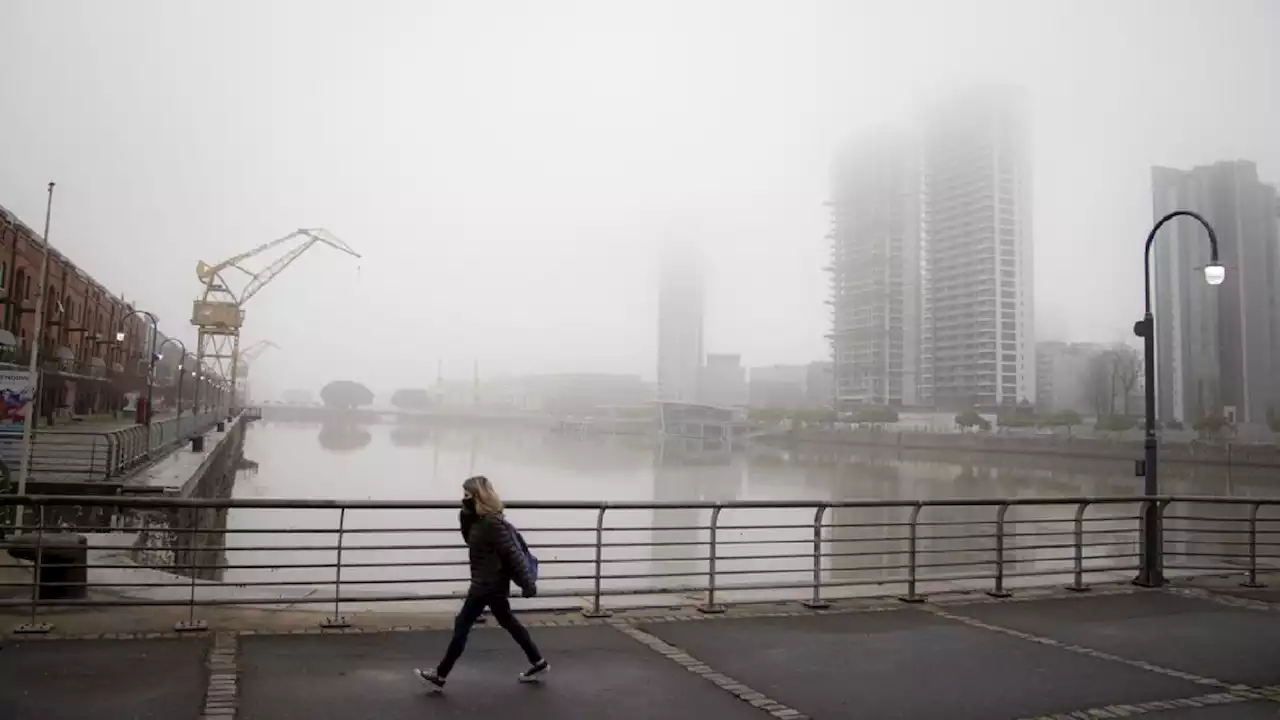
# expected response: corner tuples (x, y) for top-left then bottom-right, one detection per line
(2, 0), (1277, 399)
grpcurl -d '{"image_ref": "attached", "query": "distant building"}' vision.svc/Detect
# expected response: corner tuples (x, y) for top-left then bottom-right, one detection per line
(699, 353), (746, 408)
(1151, 160), (1280, 425)
(1035, 341), (1107, 414)
(919, 86), (1035, 410)
(281, 389), (312, 404)
(827, 130), (922, 409)
(481, 373), (652, 415)
(748, 364), (808, 408)
(805, 361), (835, 409)
(657, 247), (704, 403)
(747, 362), (833, 410)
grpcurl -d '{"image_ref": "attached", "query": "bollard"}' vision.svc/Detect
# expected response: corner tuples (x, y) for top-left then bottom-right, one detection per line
(191, 435), (205, 452)
(216, 421), (226, 432)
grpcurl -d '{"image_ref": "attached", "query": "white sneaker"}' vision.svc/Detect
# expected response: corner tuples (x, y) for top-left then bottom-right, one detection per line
(414, 667), (445, 693)
(518, 659), (550, 683)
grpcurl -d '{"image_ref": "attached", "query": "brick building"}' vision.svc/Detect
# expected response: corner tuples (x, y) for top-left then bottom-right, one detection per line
(0, 203), (212, 421)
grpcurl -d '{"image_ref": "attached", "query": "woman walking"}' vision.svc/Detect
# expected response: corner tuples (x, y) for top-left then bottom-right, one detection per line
(415, 476), (548, 691)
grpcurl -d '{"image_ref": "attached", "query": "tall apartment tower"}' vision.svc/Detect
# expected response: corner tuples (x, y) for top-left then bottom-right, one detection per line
(1151, 160), (1280, 425)
(827, 131), (922, 409)
(919, 86), (1034, 409)
(657, 246), (704, 403)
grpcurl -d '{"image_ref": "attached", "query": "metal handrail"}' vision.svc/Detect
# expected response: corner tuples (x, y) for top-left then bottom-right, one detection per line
(0, 494), (1275, 634)
(3, 493), (1274, 509)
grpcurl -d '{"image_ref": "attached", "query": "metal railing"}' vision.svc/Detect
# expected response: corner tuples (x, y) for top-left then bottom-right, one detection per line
(0, 410), (226, 482)
(0, 494), (1275, 632)
(0, 433), (114, 480)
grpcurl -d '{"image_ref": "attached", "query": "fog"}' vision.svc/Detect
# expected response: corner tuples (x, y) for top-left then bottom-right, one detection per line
(2, 0), (1277, 399)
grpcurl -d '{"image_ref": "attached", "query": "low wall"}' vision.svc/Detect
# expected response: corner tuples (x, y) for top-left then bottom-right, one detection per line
(129, 415), (247, 580)
(760, 427), (1280, 467)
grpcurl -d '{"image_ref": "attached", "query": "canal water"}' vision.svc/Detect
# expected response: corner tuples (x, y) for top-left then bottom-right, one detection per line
(217, 421), (1276, 608)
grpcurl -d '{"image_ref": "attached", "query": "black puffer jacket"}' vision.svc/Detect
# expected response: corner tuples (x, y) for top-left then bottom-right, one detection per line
(464, 512), (534, 597)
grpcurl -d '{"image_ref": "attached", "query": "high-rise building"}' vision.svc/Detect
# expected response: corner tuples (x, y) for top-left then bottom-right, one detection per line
(699, 353), (746, 408)
(657, 247), (704, 402)
(919, 86), (1034, 409)
(1151, 160), (1280, 425)
(827, 130), (922, 409)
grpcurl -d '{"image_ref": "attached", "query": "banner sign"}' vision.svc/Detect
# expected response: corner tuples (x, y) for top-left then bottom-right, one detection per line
(0, 369), (35, 432)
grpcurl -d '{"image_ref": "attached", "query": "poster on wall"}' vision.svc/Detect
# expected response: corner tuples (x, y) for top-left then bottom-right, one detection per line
(0, 369), (35, 433)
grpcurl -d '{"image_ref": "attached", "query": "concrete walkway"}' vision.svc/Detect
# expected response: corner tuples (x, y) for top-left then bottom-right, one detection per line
(2, 585), (1279, 719)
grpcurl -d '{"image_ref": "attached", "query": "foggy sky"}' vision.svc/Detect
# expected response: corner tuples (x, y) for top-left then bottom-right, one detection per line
(2, 0), (1277, 399)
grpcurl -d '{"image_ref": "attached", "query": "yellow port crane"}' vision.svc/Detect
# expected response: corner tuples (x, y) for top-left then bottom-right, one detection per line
(234, 340), (281, 406)
(235, 339), (281, 378)
(191, 229), (360, 406)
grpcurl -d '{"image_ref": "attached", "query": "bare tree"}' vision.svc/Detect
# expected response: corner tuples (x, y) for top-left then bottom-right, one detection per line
(1085, 345), (1141, 419)
(1086, 351), (1116, 417)
(1109, 345), (1142, 416)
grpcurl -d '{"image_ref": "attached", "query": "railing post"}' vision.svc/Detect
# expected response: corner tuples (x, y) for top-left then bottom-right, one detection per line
(107, 432), (120, 478)
(15, 504), (52, 634)
(987, 503), (1012, 598)
(175, 506), (208, 631)
(1241, 502), (1265, 589)
(1066, 501), (1092, 592)
(322, 508), (350, 628)
(582, 506), (612, 618)
(898, 504), (925, 603)
(803, 505), (830, 609)
(697, 505), (725, 614)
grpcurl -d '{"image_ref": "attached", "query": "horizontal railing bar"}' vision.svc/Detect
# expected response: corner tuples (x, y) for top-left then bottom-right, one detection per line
(0, 560), (1152, 609)
(10, 494), (1280, 509)
(1, 543), (1150, 576)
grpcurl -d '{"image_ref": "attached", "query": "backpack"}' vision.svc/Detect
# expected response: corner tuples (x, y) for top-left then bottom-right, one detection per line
(505, 520), (539, 583)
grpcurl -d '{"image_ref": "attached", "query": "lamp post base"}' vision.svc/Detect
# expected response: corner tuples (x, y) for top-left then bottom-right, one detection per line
(1132, 570), (1166, 588)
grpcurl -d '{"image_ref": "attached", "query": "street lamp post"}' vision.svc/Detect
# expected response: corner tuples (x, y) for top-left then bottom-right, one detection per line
(1133, 210), (1224, 588)
(193, 370), (203, 416)
(116, 309), (159, 429)
(157, 337), (187, 420)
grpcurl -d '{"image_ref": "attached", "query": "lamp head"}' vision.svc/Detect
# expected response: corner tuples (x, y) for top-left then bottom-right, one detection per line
(1204, 262), (1226, 286)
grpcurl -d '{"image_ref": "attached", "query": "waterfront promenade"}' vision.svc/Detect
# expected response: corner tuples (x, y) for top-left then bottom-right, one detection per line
(2, 579), (1278, 720)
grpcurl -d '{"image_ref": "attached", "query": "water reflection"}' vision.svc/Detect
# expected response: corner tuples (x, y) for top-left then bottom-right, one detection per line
(318, 422), (373, 452)
(390, 424), (432, 448)
(215, 424), (1274, 606)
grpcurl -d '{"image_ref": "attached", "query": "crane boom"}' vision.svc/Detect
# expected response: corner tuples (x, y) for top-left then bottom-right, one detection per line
(196, 229), (360, 306)
(237, 340), (280, 367)
(192, 228), (360, 407)
(235, 340), (280, 378)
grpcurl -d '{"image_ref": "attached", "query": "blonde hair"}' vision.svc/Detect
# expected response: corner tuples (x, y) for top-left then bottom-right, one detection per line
(463, 475), (504, 516)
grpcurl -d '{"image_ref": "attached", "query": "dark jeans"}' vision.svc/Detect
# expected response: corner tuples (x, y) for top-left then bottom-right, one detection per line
(437, 594), (542, 678)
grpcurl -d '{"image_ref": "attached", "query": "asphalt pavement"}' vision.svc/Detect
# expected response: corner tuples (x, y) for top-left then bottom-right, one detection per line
(3, 588), (1279, 719)
(0, 637), (207, 720)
